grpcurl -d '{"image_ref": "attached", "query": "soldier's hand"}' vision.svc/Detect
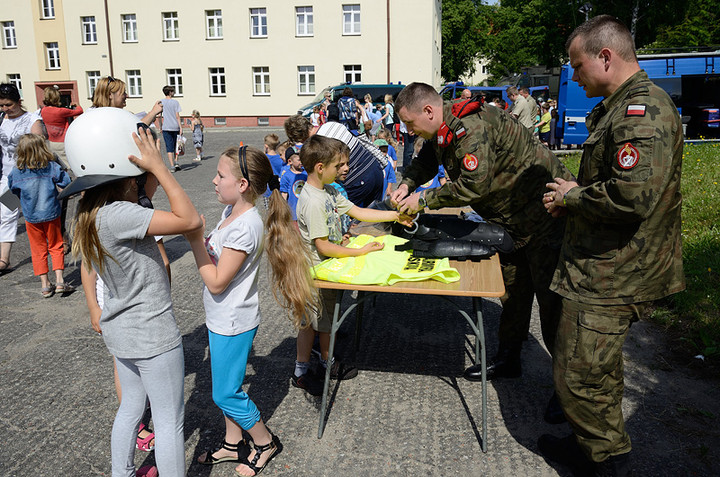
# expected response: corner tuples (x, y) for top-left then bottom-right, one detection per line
(390, 184), (410, 207)
(544, 177), (579, 214)
(398, 192), (422, 215)
(546, 177), (579, 199)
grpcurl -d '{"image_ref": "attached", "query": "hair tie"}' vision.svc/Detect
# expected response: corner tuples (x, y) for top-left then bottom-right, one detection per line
(268, 174), (280, 191)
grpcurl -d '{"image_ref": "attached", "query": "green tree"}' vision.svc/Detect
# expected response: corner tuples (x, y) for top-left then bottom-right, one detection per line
(648, 0), (720, 49)
(444, 0), (718, 85)
(441, 0), (486, 81)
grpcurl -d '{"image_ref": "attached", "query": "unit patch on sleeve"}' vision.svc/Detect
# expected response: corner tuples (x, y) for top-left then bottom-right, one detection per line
(625, 104), (646, 117)
(462, 153), (479, 171)
(617, 143), (639, 169)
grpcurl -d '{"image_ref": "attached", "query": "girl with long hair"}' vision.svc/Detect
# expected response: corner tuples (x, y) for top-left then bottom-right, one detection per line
(187, 145), (319, 476)
(64, 108), (202, 477)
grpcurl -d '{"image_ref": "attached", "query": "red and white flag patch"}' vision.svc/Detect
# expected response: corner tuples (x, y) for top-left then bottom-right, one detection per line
(626, 104), (646, 117)
(617, 143), (639, 169)
(463, 153), (479, 171)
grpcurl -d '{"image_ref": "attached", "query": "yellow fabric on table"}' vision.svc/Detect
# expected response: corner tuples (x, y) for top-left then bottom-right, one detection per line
(312, 234), (460, 286)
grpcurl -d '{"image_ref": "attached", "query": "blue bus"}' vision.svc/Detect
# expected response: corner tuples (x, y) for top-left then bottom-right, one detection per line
(557, 52), (720, 145)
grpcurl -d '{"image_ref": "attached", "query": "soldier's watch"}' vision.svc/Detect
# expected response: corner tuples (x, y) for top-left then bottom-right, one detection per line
(418, 190), (427, 209)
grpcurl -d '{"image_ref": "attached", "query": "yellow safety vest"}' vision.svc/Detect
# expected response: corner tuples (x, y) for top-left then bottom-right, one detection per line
(312, 234), (460, 286)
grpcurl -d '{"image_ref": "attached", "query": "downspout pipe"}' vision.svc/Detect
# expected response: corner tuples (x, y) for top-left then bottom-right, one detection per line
(103, 0), (114, 77)
(386, 0), (390, 83)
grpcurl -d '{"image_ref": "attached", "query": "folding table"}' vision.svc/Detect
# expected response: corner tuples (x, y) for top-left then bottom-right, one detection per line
(314, 254), (505, 451)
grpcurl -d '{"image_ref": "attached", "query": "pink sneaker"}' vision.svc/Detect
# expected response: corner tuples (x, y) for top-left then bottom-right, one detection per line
(137, 465), (158, 477)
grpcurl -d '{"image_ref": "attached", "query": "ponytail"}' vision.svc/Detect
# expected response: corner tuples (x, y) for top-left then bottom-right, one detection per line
(228, 145), (321, 328)
(265, 189), (321, 329)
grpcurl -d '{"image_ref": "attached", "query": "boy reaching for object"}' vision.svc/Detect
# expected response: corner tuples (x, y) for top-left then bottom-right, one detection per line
(292, 135), (413, 395)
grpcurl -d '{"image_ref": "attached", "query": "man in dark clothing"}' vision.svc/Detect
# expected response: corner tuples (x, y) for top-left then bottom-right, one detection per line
(391, 82), (573, 399)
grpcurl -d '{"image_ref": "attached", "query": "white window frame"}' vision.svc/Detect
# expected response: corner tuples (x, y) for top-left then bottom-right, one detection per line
(297, 65), (315, 95)
(166, 68), (183, 96)
(295, 6), (313, 37)
(162, 12), (179, 41)
(344, 64), (361, 83)
(205, 10), (223, 39)
(252, 66), (270, 96)
(7, 74), (22, 98)
(41, 0), (55, 19)
(82, 16), (97, 44)
(45, 42), (60, 70)
(209, 67), (226, 96)
(2, 21), (17, 49)
(342, 4), (360, 35)
(250, 8), (267, 38)
(122, 14), (137, 43)
(126, 70), (142, 97)
(87, 71), (101, 99)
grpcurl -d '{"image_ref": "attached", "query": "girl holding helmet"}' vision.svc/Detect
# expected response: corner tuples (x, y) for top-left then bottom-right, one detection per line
(60, 107), (202, 477)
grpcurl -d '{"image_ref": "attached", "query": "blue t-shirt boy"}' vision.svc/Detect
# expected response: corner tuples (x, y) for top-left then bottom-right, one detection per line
(280, 147), (307, 220)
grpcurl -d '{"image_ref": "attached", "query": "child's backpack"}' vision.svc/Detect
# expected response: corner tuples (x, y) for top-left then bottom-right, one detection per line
(391, 106), (400, 125)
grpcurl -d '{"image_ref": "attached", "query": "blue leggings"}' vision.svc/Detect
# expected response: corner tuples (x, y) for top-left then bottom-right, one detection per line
(208, 328), (261, 430)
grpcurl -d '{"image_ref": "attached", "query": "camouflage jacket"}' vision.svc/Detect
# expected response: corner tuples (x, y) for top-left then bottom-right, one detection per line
(551, 70), (686, 304)
(402, 101), (573, 248)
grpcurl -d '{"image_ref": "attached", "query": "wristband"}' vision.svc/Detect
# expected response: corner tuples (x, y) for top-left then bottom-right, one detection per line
(562, 192), (567, 206)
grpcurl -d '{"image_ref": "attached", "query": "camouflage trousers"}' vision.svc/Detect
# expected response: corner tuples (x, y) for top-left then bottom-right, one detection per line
(553, 298), (645, 463)
(498, 234), (562, 354)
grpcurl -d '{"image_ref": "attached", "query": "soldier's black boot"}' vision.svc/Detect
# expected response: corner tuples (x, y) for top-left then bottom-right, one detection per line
(463, 343), (522, 381)
(593, 452), (632, 477)
(538, 433), (594, 476)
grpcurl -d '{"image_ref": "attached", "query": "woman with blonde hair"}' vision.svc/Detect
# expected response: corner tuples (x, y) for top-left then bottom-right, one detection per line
(91, 76), (163, 126)
(377, 93), (396, 136)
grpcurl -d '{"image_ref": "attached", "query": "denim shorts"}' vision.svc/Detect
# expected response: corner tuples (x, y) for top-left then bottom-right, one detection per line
(162, 130), (179, 154)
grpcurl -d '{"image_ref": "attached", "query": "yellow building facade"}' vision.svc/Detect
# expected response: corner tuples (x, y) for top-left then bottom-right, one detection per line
(1, 0), (441, 126)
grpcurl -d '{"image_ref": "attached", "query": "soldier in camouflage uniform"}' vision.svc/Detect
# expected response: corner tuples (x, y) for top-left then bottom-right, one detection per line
(540, 16), (685, 477)
(389, 82), (574, 399)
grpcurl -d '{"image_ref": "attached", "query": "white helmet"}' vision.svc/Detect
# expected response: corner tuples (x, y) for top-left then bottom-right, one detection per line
(58, 107), (147, 199)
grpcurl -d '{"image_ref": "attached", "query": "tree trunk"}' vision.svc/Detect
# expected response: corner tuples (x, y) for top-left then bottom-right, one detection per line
(630, 0), (639, 41)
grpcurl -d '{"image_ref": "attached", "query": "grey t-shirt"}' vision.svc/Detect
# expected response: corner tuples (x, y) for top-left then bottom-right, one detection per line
(296, 183), (354, 266)
(161, 98), (182, 131)
(96, 201), (181, 359)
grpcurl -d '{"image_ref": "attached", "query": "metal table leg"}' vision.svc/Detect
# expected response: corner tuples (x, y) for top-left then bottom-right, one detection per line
(473, 297), (487, 452)
(318, 290), (375, 438)
(318, 292), (487, 452)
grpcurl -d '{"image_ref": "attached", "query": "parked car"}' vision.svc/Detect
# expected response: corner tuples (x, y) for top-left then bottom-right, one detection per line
(297, 83), (405, 117)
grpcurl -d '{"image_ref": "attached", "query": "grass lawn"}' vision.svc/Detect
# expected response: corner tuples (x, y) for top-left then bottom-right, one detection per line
(560, 143), (720, 361)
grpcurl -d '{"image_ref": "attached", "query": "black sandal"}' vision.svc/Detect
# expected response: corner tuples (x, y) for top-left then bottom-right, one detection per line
(236, 434), (281, 476)
(198, 439), (247, 465)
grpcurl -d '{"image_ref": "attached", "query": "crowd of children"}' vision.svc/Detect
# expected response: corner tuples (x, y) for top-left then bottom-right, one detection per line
(2, 81), (449, 474)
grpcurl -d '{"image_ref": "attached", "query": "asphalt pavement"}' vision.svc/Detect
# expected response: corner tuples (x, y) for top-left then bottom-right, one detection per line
(1, 127), (718, 476)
